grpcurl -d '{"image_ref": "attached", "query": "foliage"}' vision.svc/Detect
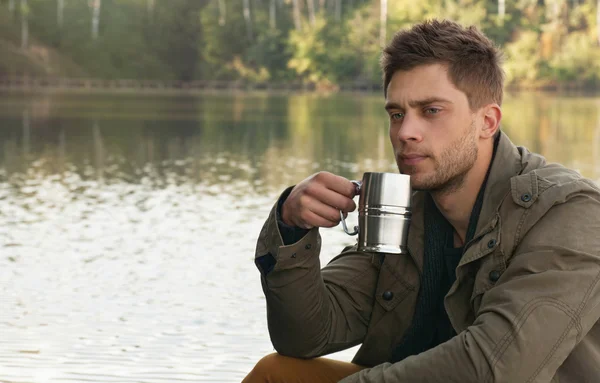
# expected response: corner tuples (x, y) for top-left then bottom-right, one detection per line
(287, 17), (362, 87)
(0, 0), (598, 89)
(504, 30), (546, 87)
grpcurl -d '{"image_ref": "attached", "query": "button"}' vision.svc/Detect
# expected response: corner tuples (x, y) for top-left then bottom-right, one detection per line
(489, 270), (501, 282)
(487, 239), (497, 249)
(382, 291), (394, 301)
(521, 193), (532, 202)
(305, 244), (312, 250)
(291, 253), (296, 258)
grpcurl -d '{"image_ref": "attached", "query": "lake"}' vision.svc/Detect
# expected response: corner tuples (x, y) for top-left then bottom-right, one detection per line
(0, 91), (599, 382)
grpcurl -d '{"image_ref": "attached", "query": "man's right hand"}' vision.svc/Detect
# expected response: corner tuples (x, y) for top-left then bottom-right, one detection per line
(281, 172), (358, 229)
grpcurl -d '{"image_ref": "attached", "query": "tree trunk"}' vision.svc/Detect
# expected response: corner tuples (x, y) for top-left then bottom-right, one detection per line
(335, 0), (341, 21)
(292, 0), (302, 31)
(91, 0), (101, 40)
(147, 0), (155, 17)
(218, 0), (226, 26)
(380, 0), (387, 46)
(58, 0), (65, 28)
(243, 0), (253, 40)
(307, 0), (316, 26)
(269, 0), (276, 29)
(498, 0), (505, 23)
(318, 0), (325, 13)
(553, 0), (560, 23)
(597, 0), (600, 46)
(20, 0), (28, 49)
(9, 0), (15, 16)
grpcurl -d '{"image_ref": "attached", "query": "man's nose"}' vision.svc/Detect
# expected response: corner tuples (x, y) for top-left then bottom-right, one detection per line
(396, 114), (423, 143)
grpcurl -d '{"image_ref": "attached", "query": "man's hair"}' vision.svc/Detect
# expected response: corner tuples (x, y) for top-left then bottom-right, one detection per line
(380, 19), (505, 110)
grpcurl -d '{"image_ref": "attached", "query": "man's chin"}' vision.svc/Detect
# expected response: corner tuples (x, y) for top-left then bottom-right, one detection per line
(398, 164), (418, 176)
(407, 174), (438, 192)
(398, 165), (437, 190)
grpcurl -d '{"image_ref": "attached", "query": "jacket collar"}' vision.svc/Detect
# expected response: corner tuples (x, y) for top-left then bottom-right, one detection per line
(473, 131), (523, 237)
(407, 131), (536, 271)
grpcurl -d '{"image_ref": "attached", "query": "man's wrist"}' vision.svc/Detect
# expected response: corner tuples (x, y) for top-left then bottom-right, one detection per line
(276, 186), (310, 245)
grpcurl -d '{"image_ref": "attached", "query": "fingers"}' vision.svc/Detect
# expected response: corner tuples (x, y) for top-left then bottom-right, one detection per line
(305, 185), (356, 213)
(302, 195), (343, 226)
(286, 194), (339, 229)
(300, 209), (339, 229)
(313, 172), (358, 199)
(282, 171), (359, 229)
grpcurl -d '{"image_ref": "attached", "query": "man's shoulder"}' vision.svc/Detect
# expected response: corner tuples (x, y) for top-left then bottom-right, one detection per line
(500, 157), (600, 253)
(509, 156), (600, 214)
(517, 158), (599, 196)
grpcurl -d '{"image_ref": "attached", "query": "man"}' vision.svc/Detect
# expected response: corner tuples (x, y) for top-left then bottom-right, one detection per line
(243, 19), (600, 383)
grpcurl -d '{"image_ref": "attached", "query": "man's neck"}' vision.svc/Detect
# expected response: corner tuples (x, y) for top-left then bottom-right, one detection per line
(431, 145), (493, 247)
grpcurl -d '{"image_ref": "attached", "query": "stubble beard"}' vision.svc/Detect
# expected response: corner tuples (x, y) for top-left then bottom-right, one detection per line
(405, 120), (478, 195)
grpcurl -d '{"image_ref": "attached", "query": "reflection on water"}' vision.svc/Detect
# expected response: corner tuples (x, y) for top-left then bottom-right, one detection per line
(0, 92), (598, 382)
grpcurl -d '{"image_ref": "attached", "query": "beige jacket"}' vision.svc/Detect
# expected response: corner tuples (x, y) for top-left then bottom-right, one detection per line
(254, 132), (600, 382)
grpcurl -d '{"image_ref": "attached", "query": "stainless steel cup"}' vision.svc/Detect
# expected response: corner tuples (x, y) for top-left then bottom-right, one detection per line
(340, 172), (412, 254)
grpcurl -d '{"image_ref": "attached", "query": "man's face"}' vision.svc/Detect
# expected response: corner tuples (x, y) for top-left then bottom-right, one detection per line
(385, 63), (480, 193)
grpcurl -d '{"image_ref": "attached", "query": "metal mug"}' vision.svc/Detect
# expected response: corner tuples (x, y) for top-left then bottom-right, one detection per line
(340, 172), (412, 254)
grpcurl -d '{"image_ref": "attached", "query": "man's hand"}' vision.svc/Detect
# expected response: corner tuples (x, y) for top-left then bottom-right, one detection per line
(281, 172), (358, 229)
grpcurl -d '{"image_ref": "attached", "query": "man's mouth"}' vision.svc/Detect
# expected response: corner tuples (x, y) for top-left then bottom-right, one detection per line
(399, 153), (427, 166)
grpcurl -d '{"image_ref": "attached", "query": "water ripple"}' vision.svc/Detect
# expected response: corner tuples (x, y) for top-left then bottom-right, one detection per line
(0, 156), (359, 383)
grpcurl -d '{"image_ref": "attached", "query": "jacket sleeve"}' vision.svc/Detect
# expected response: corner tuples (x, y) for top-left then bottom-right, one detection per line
(340, 187), (600, 382)
(255, 191), (380, 358)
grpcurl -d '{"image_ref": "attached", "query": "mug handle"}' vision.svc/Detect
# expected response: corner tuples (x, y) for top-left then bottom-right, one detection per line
(340, 180), (361, 236)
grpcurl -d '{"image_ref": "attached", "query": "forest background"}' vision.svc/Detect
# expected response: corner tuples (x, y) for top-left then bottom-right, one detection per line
(1, 0), (599, 91)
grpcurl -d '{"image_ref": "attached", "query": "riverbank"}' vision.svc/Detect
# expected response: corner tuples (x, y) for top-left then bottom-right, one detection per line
(0, 76), (382, 95)
(2, 76), (599, 96)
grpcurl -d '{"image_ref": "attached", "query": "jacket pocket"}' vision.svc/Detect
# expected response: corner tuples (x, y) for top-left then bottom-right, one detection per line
(375, 254), (417, 312)
(357, 254), (418, 365)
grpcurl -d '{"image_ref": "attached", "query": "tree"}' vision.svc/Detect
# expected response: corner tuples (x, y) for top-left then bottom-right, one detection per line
(380, 0), (387, 46)
(57, 0), (64, 28)
(269, 0), (276, 29)
(147, 1), (208, 81)
(1, 0), (598, 89)
(219, 0), (226, 26)
(243, 0), (253, 40)
(20, 0), (28, 49)
(597, 0), (600, 46)
(90, 0), (101, 40)
(147, 0), (155, 15)
(292, 0), (302, 30)
(307, 0), (316, 26)
(288, 16), (362, 86)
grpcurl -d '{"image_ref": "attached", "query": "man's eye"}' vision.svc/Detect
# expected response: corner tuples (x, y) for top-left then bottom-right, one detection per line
(425, 108), (441, 115)
(391, 113), (404, 120)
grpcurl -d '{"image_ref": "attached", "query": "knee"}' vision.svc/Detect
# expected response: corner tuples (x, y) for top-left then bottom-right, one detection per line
(243, 353), (294, 383)
(248, 353), (285, 376)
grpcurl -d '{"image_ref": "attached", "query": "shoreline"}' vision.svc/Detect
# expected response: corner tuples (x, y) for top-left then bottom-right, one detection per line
(1, 77), (599, 97)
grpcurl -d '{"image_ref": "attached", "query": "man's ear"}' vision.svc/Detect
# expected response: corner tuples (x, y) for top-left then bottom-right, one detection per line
(480, 103), (502, 139)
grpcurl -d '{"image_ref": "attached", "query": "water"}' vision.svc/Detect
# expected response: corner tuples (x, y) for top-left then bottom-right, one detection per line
(0, 91), (598, 382)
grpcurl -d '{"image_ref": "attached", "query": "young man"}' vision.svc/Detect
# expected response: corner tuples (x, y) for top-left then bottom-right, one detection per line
(244, 19), (600, 382)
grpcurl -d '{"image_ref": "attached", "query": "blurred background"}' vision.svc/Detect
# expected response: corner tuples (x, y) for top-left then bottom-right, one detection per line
(0, 1), (599, 383)
(0, 0), (600, 88)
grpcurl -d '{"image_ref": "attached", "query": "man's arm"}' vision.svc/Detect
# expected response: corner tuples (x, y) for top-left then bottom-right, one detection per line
(340, 189), (600, 382)
(255, 187), (378, 358)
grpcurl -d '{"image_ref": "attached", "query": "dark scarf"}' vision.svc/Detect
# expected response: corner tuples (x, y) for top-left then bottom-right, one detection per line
(390, 134), (500, 362)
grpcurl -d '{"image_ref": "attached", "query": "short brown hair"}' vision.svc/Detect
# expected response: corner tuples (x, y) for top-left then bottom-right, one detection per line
(381, 19), (505, 109)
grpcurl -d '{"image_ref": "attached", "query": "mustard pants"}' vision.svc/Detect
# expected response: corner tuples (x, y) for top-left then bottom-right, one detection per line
(242, 353), (366, 383)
